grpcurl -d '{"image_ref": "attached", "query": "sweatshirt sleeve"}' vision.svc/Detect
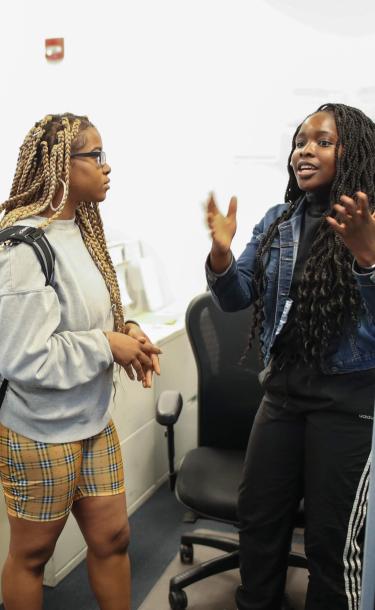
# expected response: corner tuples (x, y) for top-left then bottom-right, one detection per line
(0, 245), (114, 390)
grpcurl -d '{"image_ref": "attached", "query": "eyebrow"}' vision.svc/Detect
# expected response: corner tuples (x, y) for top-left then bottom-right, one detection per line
(296, 130), (336, 138)
(89, 146), (102, 152)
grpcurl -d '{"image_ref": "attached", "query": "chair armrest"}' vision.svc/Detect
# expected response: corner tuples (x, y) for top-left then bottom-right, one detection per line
(155, 390), (183, 492)
(156, 390), (183, 426)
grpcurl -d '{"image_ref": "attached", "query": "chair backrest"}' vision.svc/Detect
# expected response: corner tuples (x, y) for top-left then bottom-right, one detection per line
(185, 292), (263, 451)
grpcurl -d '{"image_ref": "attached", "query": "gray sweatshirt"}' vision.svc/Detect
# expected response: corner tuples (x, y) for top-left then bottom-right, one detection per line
(0, 215), (115, 442)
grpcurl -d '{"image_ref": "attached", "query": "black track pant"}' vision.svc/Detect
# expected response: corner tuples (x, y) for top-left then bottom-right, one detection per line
(235, 363), (374, 610)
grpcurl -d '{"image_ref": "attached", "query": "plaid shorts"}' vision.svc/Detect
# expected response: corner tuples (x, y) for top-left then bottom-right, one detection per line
(0, 419), (125, 522)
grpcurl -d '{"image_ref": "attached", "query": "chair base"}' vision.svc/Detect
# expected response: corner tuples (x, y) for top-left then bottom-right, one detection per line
(168, 530), (307, 609)
(169, 549), (239, 610)
(183, 510), (198, 523)
(180, 531), (239, 561)
(288, 550), (307, 569)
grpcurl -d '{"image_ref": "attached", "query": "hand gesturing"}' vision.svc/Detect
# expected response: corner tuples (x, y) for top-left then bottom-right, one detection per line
(206, 193), (237, 255)
(326, 191), (375, 267)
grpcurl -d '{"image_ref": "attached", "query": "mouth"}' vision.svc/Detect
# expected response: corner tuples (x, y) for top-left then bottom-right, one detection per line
(104, 180), (110, 189)
(296, 162), (319, 178)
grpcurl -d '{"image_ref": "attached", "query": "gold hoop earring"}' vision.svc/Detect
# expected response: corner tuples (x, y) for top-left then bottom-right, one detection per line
(50, 179), (67, 212)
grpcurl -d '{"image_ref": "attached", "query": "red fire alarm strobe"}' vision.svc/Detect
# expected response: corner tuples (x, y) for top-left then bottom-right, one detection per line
(45, 38), (64, 62)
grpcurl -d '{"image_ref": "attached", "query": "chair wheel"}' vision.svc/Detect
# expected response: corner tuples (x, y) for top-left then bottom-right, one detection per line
(180, 543), (194, 564)
(169, 589), (188, 610)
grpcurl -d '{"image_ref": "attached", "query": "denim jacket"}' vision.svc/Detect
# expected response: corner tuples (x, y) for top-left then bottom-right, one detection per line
(206, 197), (375, 374)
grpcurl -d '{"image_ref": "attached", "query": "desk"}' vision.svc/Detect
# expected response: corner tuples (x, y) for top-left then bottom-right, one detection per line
(0, 310), (198, 596)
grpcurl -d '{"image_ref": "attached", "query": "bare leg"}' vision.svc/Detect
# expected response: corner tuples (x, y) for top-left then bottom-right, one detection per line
(72, 493), (131, 610)
(2, 514), (68, 610)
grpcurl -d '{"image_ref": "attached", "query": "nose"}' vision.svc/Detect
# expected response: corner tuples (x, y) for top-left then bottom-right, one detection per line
(299, 140), (315, 156)
(103, 163), (111, 175)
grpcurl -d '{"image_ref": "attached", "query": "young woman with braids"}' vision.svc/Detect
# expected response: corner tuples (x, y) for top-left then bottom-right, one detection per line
(205, 103), (375, 610)
(0, 113), (161, 610)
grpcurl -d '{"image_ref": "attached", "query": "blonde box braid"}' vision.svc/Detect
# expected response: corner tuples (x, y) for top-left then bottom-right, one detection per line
(0, 115), (73, 225)
(76, 202), (126, 333)
(0, 113), (126, 333)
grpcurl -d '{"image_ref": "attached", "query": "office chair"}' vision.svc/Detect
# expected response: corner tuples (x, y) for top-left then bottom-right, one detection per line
(156, 292), (306, 610)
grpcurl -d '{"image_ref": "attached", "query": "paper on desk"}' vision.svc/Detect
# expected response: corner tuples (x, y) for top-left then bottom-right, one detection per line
(116, 266), (132, 306)
(138, 256), (164, 311)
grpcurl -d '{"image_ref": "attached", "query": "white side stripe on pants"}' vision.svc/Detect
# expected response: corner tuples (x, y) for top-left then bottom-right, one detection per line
(343, 453), (371, 610)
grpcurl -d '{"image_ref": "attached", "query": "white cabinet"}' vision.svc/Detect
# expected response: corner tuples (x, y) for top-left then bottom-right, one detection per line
(40, 320), (197, 588)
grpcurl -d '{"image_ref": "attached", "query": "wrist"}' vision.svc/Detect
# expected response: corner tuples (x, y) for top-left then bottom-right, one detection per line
(103, 331), (117, 358)
(103, 330), (116, 354)
(209, 249), (232, 274)
(124, 320), (140, 334)
(355, 256), (375, 268)
(211, 242), (230, 257)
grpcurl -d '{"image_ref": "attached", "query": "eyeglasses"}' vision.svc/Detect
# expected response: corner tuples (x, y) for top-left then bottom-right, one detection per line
(70, 150), (107, 167)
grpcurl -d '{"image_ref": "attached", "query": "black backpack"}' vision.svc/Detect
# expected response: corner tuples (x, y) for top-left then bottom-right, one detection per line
(0, 225), (55, 407)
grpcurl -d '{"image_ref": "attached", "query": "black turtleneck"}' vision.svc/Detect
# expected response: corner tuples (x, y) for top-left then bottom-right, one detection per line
(288, 192), (329, 303)
(272, 192), (329, 359)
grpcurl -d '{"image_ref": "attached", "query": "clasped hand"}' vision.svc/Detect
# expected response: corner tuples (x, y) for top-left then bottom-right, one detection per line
(107, 328), (161, 389)
(326, 191), (375, 267)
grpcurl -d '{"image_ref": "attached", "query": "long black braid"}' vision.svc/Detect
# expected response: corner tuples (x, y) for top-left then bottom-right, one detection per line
(248, 103), (375, 365)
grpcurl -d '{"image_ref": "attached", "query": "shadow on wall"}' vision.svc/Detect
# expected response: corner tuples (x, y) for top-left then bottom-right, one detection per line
(265, 0), (375, 36)
(234, 85), (375, 171)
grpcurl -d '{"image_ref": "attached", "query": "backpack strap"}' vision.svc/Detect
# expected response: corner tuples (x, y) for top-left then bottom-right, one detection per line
(0, 225), (55, 286)
(0, 380), (8, 406)
(0, 225), (55, 407)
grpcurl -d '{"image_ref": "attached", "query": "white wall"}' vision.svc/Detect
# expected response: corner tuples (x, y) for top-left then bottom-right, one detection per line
(1, 0), (375, 305)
